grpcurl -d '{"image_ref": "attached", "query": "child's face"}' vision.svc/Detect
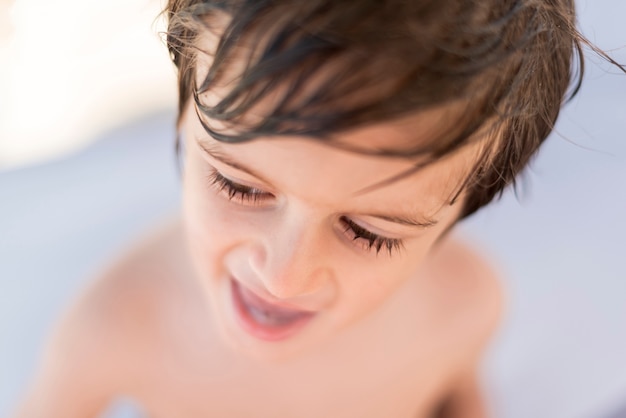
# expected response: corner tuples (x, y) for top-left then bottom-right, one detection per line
(179, 93), (482, 360)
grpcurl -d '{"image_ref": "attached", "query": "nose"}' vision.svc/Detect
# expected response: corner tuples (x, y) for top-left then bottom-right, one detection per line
(248, 215), (333, 302)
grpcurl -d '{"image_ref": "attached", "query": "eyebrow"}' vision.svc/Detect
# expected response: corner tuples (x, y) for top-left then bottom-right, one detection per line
(367, 213), (438, 228)
(196, 138), (439, 229)
(197, 139), (272, 184)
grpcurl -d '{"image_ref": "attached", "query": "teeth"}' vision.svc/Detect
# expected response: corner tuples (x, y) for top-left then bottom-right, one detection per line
(247, 304), (303, 327)
(233, 280), (311, 329)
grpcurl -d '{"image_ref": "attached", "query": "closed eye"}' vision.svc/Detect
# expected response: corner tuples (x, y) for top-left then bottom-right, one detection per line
(340, 217), (404, 256)
(207, 170), (273, 204)
(207, 170), (404, 256)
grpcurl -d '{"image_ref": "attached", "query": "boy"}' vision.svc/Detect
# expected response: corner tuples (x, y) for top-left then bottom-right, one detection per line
(14, 0), (618, 416)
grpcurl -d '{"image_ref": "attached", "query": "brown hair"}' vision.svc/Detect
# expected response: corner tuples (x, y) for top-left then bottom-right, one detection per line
(164, 0), (623, 219)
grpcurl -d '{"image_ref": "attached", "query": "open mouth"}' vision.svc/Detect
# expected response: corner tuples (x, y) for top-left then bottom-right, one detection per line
(230, 278), (315, 341)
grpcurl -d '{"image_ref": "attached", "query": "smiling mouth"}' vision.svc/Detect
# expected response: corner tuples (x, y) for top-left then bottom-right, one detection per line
(230, 279), (316, 341)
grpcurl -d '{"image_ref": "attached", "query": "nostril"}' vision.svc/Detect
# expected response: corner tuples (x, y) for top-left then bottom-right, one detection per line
(262, 266), (335, 304)
(263, 281), (302, 301)
(243, 229), (335, 302)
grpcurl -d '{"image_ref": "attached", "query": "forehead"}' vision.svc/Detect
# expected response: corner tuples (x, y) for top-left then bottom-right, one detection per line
(184, 98), (482, 221)
(187, 18), (490, 215)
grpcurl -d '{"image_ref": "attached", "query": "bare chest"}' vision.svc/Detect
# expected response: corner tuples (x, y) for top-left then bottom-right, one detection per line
(127, 294), (457, 418)
(134, 341), (450, 418)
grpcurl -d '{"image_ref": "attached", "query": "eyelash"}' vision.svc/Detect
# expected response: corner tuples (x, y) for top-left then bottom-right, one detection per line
(339, 217), (403, 256)
(208, 170), (272, 203)
(207, 170), (404, 256)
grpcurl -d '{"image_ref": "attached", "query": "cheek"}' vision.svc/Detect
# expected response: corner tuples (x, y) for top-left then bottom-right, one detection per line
(337, 217), (455, 322)
(182, 157), (241, 278)
(333, 244), (431, 318)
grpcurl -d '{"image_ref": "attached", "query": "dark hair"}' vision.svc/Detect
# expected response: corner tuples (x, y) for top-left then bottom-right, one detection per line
(164, 0), (623, 219)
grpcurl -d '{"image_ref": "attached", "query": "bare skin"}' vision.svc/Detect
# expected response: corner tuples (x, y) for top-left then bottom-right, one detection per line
(14, 19), (503, 415)
(13, 218), (502, 418)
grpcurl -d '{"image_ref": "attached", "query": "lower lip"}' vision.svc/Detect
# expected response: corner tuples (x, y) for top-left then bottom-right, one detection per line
(230, 279), (315, 342)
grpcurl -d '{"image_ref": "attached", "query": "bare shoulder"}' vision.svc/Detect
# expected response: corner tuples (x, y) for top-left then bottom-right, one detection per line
(13, 218), (194, 417)
(71, 217), (203, 370)
(423, 235), (505, 362)
(88, 217), (197, 326)
(409, 236), (506, 415)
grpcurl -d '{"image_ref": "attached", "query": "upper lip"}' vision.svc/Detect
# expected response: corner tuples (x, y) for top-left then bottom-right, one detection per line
(231, 277), (318, 313)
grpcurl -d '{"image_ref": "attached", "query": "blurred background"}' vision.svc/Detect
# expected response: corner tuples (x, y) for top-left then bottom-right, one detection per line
(0, 0), (176, 169)
(0, 0), (625, 417)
